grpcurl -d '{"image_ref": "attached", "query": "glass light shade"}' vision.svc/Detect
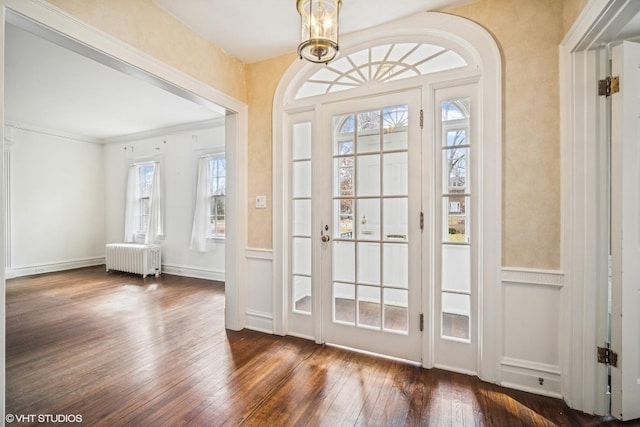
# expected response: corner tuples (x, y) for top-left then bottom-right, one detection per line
(297, 0), (341, 64)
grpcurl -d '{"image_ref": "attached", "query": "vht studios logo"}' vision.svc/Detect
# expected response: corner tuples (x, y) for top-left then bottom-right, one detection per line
(5, 413), (83, 423)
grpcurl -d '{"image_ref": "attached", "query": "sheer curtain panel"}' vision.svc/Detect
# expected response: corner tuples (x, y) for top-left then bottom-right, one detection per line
(190, 157), (213, 251)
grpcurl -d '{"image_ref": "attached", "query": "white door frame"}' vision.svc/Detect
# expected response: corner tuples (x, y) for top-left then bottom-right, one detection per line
(273, 11), (501, 381)
(0, 0), (249, 410)
(560, 0), (640, 415)
(318, 90), (423, 363)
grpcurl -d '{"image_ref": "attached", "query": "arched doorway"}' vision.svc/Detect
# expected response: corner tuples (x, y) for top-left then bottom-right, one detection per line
(273, 11), (502, 378)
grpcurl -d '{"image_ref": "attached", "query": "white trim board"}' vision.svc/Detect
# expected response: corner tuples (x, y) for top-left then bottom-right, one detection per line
(162, 265), (224, 282)
(501, 268), (564, 287)
(5, 257), (105, 279)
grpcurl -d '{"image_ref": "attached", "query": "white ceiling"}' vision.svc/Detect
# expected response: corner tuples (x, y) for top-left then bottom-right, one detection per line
(153, 0), (475, 64)
(4, 0), (472, 141)
(6, 1), (640, 142)
(5, 23), (224, 141)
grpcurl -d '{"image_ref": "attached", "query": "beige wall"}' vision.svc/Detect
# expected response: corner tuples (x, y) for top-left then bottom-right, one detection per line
(245, 52), (297, 249)
(247, 0), (580, 269)
(47, 0), (247, 103)
(447, 0), (564, 268)
(563, 0), (589, 35)
(47, 0), (590, 269)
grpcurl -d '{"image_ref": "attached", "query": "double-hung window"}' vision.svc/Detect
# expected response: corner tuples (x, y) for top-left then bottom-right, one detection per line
(191, 154), (225, 251)
(124, 161), (163, 244)
(208, 156), (226, 238)
(137, 164), (155, 234)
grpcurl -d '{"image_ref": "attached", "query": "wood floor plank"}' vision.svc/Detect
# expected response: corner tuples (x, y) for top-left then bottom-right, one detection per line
(5, 266), (630, 426)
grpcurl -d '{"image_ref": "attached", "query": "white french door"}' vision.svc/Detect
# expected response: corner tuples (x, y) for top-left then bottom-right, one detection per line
(285, 85), (479, 369)
(319, 90), (423, 362)
(432, 85), (478, 374)
(609, 40), (640, 421)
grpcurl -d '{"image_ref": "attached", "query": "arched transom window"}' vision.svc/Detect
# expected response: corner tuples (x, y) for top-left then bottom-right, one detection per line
(296, 42), (468, 100)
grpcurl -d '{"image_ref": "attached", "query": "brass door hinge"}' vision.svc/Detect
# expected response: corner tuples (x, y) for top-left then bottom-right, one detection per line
(597, 346), (618, 367)
(598, 76), (620, 97)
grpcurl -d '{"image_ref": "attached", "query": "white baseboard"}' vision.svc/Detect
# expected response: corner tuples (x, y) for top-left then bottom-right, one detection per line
(162, 264), (224, 282)
(500, 357), (562, 398)
(6, 260), (225, 282)
(6, 257), (105, 278)
(245, 309), (274, 334)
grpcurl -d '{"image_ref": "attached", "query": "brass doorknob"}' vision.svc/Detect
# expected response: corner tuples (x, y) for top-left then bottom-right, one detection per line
(321, 224), (330, 242)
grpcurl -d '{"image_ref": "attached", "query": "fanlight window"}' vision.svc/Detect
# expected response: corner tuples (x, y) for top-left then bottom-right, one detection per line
(296, 42), (468, 99)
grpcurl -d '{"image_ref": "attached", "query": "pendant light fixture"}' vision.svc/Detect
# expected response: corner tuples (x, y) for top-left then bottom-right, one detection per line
(297, 0), (341, 64)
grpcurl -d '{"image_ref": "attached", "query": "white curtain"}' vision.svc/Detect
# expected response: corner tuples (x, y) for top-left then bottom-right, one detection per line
(123, 162), (164, 244)
(146, 162), (164, 244)
(123, 165), (138, 243)
(190, 157), (212, 251)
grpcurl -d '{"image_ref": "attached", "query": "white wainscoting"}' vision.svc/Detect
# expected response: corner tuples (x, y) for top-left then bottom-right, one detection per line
(245, 248), (274, 334)
(500, 268), (564, 398)
(6, 257), (105, 279)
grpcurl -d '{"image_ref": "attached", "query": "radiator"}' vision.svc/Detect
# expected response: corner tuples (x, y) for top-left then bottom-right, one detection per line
(105, 243), (161, 278)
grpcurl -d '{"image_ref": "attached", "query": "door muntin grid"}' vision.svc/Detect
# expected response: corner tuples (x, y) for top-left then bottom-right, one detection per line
(440, 98), (472, 342)
(331, 104), (410, 334)
(291, 121), (313, 315)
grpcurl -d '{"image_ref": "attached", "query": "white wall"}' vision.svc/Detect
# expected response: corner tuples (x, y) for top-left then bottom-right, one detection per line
(8, 127), (105, 275)
(7, 123), (226, 281)
(103, 124), (225, 280)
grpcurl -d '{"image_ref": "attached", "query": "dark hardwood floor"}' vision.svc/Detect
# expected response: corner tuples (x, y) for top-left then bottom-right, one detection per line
(5, 266), (630, 426)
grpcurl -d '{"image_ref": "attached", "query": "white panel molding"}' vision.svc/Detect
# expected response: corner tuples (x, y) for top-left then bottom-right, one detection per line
(500, 357), (562, 398)
(501, 268), (565, 288)
(6, 256), (105, 279)
(161, 264), (224, 282)
(245, 248), (273, 333)
(500, 267), (564, 398)
(245, 247), (274, 260)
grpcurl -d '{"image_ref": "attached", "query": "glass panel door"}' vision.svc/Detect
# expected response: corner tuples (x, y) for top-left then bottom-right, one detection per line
(321, 90), (422, 362)
(434, 87), (478, 373)
(288, 113), (316, 339)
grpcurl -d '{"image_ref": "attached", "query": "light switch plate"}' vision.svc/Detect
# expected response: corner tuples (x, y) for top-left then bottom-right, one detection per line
(255, 195), (267, 209)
